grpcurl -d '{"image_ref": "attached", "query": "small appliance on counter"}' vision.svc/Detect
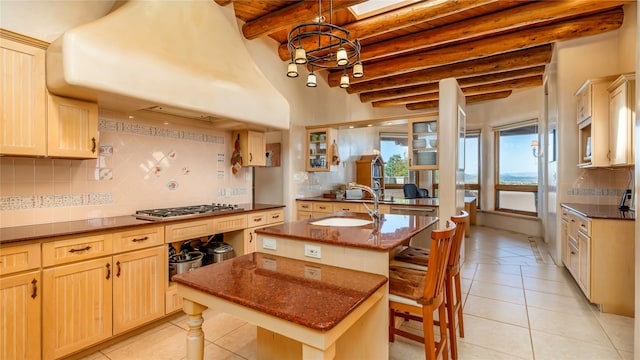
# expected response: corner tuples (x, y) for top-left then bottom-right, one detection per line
(201, 234), (235, 265)
(619, 189), (632, 210)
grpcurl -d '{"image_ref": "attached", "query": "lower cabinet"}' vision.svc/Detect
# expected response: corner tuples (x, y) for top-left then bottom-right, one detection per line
(0, 271), (41, 360)
(43, 257), (113, 360)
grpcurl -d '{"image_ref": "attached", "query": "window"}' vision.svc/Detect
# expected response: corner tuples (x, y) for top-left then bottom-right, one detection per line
(431, 131), (481, 206)
(494, 121), (539, 216)
(380, 132), (417, 188)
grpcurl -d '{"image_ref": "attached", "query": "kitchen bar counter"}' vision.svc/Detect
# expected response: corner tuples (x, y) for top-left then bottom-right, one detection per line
(297, 196), (438, 207)
(561, 203), (635, 220)
(176, 252), (388, 360)
(0, 203), (285, 244)
(255, 212), (438, 251)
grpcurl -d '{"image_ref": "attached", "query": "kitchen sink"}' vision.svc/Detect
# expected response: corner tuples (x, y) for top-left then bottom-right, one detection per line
(310, 218), (373, 227)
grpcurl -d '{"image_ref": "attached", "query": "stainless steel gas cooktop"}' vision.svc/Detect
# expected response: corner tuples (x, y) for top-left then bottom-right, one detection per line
(135, 203), (243, 221)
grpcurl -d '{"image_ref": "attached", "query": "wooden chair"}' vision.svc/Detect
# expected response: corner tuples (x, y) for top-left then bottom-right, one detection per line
(389, 220), (456, 360)
(391, 210), (469, 360)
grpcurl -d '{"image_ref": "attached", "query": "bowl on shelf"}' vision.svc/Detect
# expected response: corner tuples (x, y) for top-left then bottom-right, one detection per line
(415, 150), (437, 165)
(428, 139), (437, 148)
(428, 122), (437, 132)
(413, 122), (429, 132)
(412, 139), (426, 148)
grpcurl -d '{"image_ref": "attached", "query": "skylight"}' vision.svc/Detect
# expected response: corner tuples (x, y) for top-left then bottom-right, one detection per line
(349, 0), (421, 19)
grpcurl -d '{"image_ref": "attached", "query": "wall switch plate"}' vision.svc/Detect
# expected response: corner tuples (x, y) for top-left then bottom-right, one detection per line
(262, 237), (277, 250)
(304, 244), (321, 259)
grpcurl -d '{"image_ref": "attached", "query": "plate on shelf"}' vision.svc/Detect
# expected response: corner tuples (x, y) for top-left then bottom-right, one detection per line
(413, 122), (429, 132)
(415, 151), (437, 165)
(412, 139), (426, 148)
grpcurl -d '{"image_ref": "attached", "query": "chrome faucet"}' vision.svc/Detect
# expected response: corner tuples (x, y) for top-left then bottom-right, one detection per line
(348, 182), (380, 226)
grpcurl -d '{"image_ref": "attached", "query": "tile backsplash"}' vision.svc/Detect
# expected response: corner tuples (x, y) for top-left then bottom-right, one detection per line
(562, 167), (634, 205)
(0, 116), (251, 228)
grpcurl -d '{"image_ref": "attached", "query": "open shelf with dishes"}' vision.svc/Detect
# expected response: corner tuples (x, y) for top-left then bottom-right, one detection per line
(306, 127), (337, 172)
(408, 117), (438, 170)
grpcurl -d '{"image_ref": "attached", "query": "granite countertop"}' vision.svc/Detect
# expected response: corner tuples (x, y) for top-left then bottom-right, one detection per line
(561, 203), (635, 220)
(297, 196), (476, 207)
(0, 203), (285, 245)
(255, 211), (438, 251)
(173, 252), (387, 331)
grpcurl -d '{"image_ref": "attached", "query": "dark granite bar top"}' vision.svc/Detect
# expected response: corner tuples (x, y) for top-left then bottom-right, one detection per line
(297, 196), (476, 207)
(173, 252), (387, 331)
(0, 203), (285, 245)
(255, 212), (438, 251)
(561, 203), (635, 221)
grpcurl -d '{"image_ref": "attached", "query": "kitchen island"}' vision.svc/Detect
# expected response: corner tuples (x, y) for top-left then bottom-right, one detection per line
(174, 252), (388, 360)
(252, 211), (438, 359)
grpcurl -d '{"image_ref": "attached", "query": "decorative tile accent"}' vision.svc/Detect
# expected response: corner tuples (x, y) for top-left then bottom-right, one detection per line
(99, 118), (225, 144)
(167, 180), (179, 191)
(0, 192), (113, 210)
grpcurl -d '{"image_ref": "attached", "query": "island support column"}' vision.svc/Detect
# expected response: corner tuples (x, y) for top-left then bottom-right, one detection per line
(183, 299), (209, 360)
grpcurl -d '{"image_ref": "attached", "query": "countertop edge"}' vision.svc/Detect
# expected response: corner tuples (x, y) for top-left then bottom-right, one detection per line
(561, 203), (635, 221)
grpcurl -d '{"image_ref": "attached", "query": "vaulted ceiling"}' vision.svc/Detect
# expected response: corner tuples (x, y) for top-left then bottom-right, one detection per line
(215, 0), (629, 111)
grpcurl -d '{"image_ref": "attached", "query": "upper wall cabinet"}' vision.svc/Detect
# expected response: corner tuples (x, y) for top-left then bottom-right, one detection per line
(232, 130), (266, 166)
(0, 37), (47, 156)
(1, 33), (99, 159)
(607, 74), (635, 167)
(306, 127), (336, 172)
(575, 76), (617, 168)
(408, 116), (438, 170)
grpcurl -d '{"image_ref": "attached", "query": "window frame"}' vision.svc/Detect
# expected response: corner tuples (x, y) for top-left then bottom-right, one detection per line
(379, 132), (418, 189)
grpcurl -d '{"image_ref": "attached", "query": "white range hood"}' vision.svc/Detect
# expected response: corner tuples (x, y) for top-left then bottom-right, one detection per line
(46, 0), (289, 130)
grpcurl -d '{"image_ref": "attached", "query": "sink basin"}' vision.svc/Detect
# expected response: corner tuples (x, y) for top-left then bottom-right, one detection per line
(310, 218), (373, 227)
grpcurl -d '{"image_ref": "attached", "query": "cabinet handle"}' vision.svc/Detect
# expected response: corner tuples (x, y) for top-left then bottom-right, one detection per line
(272, 215), (280, 219)
(250, 153), (253, 162)
(106, 263), (111, 280)
(571, 251), (576, 255)
(253, 217), (263, 222)
(69, 245), (92, 253)
(342, 208), (350, 211)
(31, 278), (38, 299)
(249, 232), (253, 243)
(132, 236), (148, 242)
(116, 261), (121, 278)
(91, 137), (97, 153)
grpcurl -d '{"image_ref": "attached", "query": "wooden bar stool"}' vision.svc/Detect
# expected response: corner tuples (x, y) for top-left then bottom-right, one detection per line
(389, 220), (456, 360)
(391, 210), (468, 360)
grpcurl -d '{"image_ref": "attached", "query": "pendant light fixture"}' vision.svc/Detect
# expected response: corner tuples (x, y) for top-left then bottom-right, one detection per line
(286, 0), (363, 88)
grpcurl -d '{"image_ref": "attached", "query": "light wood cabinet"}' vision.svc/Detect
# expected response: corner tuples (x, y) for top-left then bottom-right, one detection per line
(47, 94), (99, 159)
(232, 130), (266, 166)
(356, 155), (384, 199)
(575, 76), (618, 168)
(0, 37), (47, 156)
(607, 73), (635, 167)
(244, 210), (285, 254)
(561, 206), (634, 316)
(296, 200), (390, 220)
(408, 116), (438, 170)
(43, 257), (113, 359)
(0, 270), (41, 360)
(306, 127), (337, 172)
(113, 246), (165, 334)
(0, 243), (41, 276)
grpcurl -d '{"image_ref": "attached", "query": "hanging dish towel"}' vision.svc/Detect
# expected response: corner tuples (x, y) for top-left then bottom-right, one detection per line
(231, 133), (242, 174)
(331, 140), (340, 165)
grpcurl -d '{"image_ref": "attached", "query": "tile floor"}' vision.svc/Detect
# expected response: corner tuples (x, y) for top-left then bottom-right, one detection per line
(82, 226), (634, 360)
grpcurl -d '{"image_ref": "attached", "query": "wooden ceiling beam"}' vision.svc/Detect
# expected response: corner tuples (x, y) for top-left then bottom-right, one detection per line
(242, 0), (365, 40)
(328, 8), (623, 86)
(214, 0), (233, 6)
(372, 75), (542, 107)
(361, 0), (628, 62)
(359, 65), (545, 103)
(275, 0), (502, 60)
(346, 45), (552, 94)
(405, 91), (513, 111)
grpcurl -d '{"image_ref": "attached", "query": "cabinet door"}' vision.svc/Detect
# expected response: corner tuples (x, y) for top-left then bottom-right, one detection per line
(113, 246), (165, 334)
(244, 228), (258, 254)
(560, 219), (568, 266)
(43, 257), (112, 359)
(578, 231), (591, 298)
(409, 118), (438, 170)
(47, 94), (99, 159)
(608, 77), (635, 166)
(0, 271), (41, 360)
(306, 128), (333, 172)
(247, 130), (266, 166)
(0, 38), (46, 156)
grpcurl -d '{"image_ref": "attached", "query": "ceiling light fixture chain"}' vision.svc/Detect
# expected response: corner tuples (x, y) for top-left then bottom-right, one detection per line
(286, 0), (363, 88)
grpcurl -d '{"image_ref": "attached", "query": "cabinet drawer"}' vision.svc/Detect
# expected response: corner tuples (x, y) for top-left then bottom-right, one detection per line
(165, 219), (214, 243)
(312, 202), (333, 213)
(212, 214), (248, 233)
(43, 234), (112, 267)
(0, 243), (41, 276)
(561, 207), (569, 221)
(112, 225), (164, 253)
(575, 215), (591, 236)
(248, 212), (267, 228)
(297, 201), (312, 211)
(267, 209), (284, 224)
(333, 203), (364, 213)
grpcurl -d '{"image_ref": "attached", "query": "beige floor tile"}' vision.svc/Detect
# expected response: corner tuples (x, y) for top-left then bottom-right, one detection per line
(619, 350), (634, 360)
(522, 276), (583, 298)
(214, 323), (257, 359)
(460, 262), (478, 279)
(527, 307), (611, 347)
(468, 279), (526, 305)
(520, 264), (573, 283)
(476, 263), (522, 276)
(530, 330), (620, 360)
(201, 342), (247, 360)
(174, 310), (247, 342)
(78, 352), (110, 360)
(594, 312), (634, 352)
(459, 315), (533, 359)
(524, 289), (593, 316)
(389, 335), (425, 360)
(473, 269), (523, 288)
(461, 278), (472, 294)
(102, 323), (190, 360)
(99, 322), (176, 354)
(463, 295), (529, 327)
(458, 341), (530, 360)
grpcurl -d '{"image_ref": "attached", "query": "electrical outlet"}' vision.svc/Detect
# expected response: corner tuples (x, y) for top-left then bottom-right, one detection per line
(262, 237), (277, 250)
(304, 244), (321, 259)
(304, 265), (321, 280)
